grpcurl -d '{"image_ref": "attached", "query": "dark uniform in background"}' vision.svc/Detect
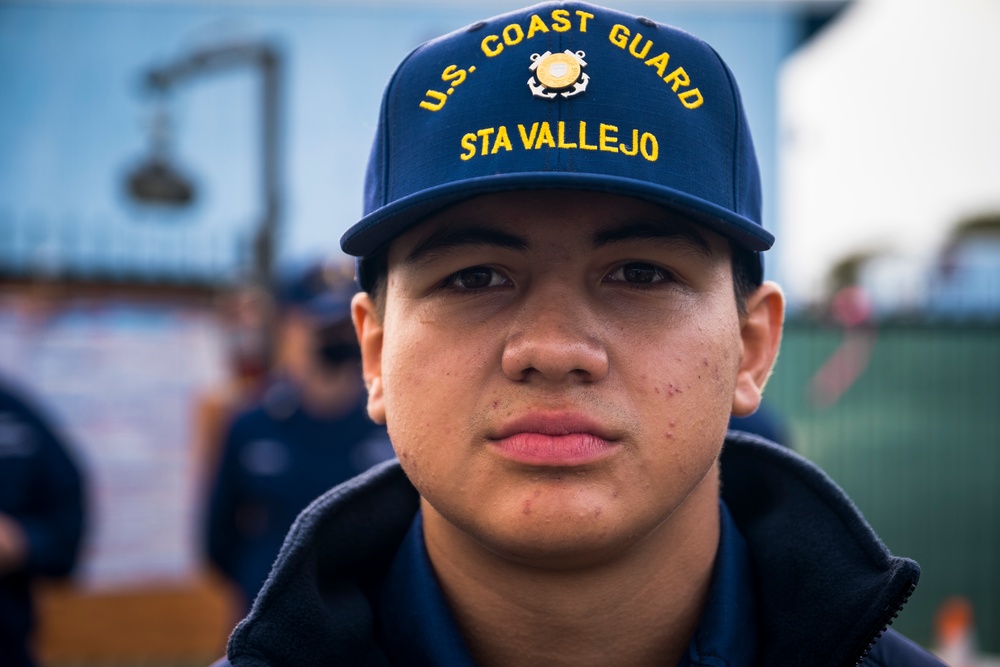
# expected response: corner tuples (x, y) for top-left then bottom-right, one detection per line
(204, 263), (393, 610)
(204, 383), (392, 608)
(0, 377), (85, 667)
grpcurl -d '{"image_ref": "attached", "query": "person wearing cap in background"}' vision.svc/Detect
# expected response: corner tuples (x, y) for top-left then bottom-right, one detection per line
(204, 260), (393, 613)
(214, 3), (943, 665)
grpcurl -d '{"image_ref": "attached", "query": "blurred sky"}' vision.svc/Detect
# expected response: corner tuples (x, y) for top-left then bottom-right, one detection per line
(780, 0), (1000, 303)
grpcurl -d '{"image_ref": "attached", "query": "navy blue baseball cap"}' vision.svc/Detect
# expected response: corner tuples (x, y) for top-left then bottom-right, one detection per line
(341, 1), (773, 261)
(274, 260), (356, 325)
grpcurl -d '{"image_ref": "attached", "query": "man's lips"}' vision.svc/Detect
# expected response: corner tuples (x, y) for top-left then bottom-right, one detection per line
(488, 413), (619, 466)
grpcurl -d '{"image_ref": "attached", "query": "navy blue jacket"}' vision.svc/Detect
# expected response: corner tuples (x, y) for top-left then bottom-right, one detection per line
(216, 434), (943, 667)
(0, 380), (85, 667)
(205, 384), (393, 607)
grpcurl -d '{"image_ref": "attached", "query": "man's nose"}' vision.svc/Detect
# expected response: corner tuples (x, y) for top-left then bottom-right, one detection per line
(500, 286), (610, 384)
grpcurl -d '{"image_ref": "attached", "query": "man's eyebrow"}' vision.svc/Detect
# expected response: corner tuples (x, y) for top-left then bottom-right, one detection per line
(404, 224), (530, 265)
(591, 220), (714, 256)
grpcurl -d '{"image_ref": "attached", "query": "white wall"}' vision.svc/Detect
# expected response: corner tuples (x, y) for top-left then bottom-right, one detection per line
(779, 0), (1000, 304)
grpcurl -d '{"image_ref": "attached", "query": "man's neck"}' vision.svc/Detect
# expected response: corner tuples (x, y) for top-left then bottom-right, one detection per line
(422, 471), (721, 667)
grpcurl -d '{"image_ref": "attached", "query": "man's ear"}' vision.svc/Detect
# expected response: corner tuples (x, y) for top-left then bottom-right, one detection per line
(732, 281), (785, 417)
(352, 292), (386, 425)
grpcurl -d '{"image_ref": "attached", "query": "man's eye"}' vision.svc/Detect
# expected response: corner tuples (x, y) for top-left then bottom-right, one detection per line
(607, 262), (669, 285)
(448, 266), (508, 290)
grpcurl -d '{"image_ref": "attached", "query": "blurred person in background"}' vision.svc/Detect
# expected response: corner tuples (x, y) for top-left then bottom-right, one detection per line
(0, 375), (85, 667)
(204, 260), (394, 612)
(194, 286), (274, 480)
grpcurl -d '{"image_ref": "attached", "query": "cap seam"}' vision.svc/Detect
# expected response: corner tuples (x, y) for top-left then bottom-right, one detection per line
(381, 44), (427, 208)
(707, 44), (741, 216)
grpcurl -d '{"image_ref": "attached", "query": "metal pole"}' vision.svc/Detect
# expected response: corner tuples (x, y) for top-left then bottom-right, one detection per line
(256, 48), (280, 287)
(142, 42), (282, 286)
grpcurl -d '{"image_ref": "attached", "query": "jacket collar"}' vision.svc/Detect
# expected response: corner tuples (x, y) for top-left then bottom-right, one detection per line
(227, 436), (918, 667)
(375, 502), (759, 667)
(720, 432), (919, 666)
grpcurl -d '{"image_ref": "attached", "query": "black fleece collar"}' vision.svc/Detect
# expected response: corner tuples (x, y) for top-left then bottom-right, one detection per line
(225, 436), (920, 667)
(720, 432), (920, 666)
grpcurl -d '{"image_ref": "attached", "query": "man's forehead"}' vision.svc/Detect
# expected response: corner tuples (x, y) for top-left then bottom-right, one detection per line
(390, 189), (718, 265)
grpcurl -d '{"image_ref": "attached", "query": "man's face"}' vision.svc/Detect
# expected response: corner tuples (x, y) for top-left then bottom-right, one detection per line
(357, 190), (755, 566)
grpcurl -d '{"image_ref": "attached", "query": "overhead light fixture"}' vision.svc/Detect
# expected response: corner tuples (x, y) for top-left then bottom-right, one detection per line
(125, 98), (196, 207)
(126, 41), (281, 284)
(126, 156), (195, 206)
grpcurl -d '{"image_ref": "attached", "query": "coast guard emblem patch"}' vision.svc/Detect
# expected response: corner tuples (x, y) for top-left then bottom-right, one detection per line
(528, 50), (589, 99)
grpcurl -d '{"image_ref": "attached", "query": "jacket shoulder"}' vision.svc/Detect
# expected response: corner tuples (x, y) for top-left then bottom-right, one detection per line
(860, 629), (946, 667)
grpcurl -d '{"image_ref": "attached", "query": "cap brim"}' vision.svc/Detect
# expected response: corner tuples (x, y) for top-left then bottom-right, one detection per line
(342, 172), (774, 257)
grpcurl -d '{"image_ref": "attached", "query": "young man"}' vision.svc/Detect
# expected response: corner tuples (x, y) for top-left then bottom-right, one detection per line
(216, 3), (943, 665)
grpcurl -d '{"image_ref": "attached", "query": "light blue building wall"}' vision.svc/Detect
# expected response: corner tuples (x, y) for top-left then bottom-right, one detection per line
(0, 1), (832, 287)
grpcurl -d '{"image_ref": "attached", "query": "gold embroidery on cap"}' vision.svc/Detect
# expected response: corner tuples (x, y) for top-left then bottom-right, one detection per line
(459, 121), (658, 163)
(528, 50), (589, 99)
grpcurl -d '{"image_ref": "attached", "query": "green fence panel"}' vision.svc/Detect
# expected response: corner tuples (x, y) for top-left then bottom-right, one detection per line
(764, 321), (1000, 652)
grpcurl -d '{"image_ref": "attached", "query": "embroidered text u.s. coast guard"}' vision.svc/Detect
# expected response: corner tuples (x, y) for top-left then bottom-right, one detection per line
(416, 8), (707, 163)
